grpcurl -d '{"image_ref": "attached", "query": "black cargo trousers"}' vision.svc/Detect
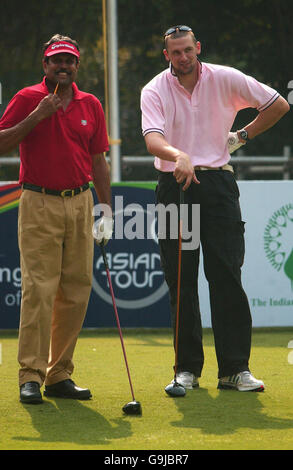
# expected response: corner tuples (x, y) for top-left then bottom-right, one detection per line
(155, 169), (252, 378)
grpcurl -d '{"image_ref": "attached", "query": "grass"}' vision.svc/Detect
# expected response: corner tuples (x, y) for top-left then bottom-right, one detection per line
(1, 328), (293, 450)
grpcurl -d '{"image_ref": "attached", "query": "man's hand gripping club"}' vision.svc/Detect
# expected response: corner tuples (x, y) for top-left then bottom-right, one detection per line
(174, 150), (200, 190)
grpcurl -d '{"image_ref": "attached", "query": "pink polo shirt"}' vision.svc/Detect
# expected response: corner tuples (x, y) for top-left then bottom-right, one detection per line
(0, 77), (109, 190)
(141, 62), (279, 171)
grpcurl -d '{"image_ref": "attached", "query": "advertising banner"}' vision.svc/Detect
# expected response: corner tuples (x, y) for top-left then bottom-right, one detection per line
(197, 181), (293, 327)
(0, 181), (292, 329)
(88, 182), (170, 328)
(0, 182), (171, 329)
(0, 183), (22, 329)
(237, 181), (293, 327)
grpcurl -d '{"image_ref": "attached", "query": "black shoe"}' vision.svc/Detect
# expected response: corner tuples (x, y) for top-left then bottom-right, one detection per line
(20, 381), (43, 404)
(44, 379), (92, 400)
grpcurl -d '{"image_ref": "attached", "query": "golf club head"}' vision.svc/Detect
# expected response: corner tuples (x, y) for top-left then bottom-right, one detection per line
(122, 400), (142, 415)
(165, 382), (186, 397)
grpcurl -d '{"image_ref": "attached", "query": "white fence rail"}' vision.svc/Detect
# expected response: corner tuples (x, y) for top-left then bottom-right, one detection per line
(0, 146), (292, 179)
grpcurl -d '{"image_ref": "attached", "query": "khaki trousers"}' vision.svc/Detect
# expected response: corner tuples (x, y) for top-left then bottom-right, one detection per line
(17, 188), (94, 386)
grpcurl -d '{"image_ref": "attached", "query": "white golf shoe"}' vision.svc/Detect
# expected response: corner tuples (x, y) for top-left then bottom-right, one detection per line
(172, 371), (199, 389)
(218, 371), (265, 392)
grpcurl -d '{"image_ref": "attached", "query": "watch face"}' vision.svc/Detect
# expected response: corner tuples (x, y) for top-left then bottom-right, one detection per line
(240, 130), (248, 140)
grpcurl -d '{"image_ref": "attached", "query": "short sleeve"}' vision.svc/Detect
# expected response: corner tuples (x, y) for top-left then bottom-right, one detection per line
(0, 93), (31, 129)
(229, 68), (280, 112)
(141, 88), (165, 137)
(89, 98), (109, 155)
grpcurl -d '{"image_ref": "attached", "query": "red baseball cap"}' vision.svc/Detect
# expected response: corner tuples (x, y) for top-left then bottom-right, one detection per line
(44, 41), (80, 59)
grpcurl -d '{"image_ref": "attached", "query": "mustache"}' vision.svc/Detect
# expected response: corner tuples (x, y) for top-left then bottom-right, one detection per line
(56, 70), (71, 75)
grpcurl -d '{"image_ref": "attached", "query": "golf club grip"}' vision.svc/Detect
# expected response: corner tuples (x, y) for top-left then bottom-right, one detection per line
(100, 242), (109, 269)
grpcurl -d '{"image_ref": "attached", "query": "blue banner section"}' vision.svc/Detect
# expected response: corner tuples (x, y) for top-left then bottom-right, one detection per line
(0, 183), (171, 329)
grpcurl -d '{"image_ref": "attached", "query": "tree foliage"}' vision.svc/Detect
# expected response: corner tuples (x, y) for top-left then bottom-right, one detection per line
(0, 0), (292, 180)
(117, 0), (293, 157)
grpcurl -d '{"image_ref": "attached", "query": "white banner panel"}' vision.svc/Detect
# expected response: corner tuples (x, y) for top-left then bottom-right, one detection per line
(198, 181), (293, 327)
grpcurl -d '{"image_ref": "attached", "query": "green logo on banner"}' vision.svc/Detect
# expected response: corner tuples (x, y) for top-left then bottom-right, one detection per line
(264, 203), (293, 290)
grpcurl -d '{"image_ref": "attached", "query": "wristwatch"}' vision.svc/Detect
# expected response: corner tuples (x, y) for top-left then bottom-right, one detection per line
(238, 129), (249, 142)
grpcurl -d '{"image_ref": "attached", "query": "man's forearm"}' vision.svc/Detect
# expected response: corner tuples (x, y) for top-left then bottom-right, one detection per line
(92, 153), (112, 215)
(0, 93), (62, 155)
(244, 96), (289, 140)
(144, 132), (180, 162)
(0, 108), (43, 155)
(144, 131), (199, 188)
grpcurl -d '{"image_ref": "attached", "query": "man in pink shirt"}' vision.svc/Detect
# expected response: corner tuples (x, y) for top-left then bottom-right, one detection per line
(0, 34), (113, 404)
(141, 25), (289, 392)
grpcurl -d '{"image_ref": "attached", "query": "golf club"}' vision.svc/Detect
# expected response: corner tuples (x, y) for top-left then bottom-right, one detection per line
(100, 242), (142, 415)
(165, 184), (186, 397)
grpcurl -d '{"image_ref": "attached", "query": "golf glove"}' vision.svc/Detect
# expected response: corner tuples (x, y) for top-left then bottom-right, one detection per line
(93, 216), (114, 246)
(228, 131), (246, 154)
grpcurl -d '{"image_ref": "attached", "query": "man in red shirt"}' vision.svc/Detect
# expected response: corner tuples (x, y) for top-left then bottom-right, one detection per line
(0, 34), (112, 404)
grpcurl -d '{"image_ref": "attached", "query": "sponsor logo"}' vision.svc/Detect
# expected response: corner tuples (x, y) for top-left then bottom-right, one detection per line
(92, 195), (200, 309)
(0, 266), (22, 307)
(92, 201), (169, 309)
(264, 203), (293, 290)
(51, 43), (75, 50)
(92, 249), (168, 310)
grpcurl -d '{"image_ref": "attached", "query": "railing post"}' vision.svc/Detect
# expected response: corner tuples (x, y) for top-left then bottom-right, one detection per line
(283, 145), (291, 180)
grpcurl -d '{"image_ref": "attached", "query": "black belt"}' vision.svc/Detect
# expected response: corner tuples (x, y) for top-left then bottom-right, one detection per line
(22, 182), (90, 197)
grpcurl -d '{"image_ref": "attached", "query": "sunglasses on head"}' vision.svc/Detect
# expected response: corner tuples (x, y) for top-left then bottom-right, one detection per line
(164, 25), (192, 38)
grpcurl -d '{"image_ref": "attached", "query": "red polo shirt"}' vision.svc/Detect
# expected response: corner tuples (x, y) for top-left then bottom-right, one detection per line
(0, 77), (109, 190)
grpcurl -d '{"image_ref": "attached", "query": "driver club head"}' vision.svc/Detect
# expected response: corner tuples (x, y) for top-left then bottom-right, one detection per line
(122, 400), (142, 415)
(165, 381), (186, 397)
